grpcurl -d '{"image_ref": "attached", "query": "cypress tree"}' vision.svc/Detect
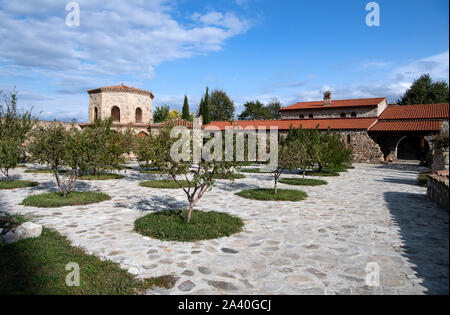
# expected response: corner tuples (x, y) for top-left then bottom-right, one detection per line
(182, 95), (190, 121)
(202, 87), (211, 125)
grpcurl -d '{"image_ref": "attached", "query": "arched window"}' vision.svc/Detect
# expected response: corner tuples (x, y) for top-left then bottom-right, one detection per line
(308, 114), (314, 119)
(299, 114), (305, 119)
(111, 106), (120, 122)
(351, 112), (357, 118)
(135, 108), (143, 123)
(340, 113), (346, 118)
(94, 107), (98, 122)
(347, 134), (351, 145)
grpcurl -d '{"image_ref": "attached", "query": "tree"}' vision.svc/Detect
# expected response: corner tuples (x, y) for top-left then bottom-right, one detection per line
(169, 109), (181, 120)
(182, 96), (190, 121)
(238, 101), (272, 121)
(210, 89), (235, 121)
(134, 135), (158, 167)
(153, 105), (170, 123)
(27, 123), (85, 197)
(266, 98), (282, 120)
(80, 119), (128, 175)
(398, 74), (449, 105)
(0, 89), (35, 182)
(153, 125), (238, 223)
(271, 143), (302, 194)
(198, 88), (211, 125)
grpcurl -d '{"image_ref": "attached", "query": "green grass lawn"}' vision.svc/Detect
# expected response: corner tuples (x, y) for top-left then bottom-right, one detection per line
(305, 169), (340, 177)
(0, 180), (39, 190)
(79, 173), (125, 181)
(140, 169), (166, 175)
(213, 173), (246, 180)
(418, 172), (430, 187)
(239, 168), (273, 174)
(0, 215), (177, 295)
(21, 192), (111, 208)
(279, 178), (327, 186)
(139, 180), (190, 189)
(135, 210), (244, 242)
(236, 188), (308, 201)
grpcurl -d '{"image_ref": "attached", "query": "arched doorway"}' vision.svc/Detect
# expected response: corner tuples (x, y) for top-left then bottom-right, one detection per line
(94, 107), (98, 122)
(135, 108), (143, 123)
(111, 106), (120, 122)
(397, 136), (430, 161)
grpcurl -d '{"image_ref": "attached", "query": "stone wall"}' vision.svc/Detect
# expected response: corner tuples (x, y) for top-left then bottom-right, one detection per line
(281, 106), (378, 120)
(427, 170), (449, 211)
(89, 91), (153, 125)
(432, 147), (449, 172)
(341, 131), (385, 163)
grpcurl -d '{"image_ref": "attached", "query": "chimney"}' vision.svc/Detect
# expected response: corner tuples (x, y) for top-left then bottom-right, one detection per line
(324, 91), (332, 105)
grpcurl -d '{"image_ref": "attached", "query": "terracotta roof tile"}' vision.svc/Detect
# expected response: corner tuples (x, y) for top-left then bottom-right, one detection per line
(88, 84), (154, 99)
(204, 118), (377, 131)
(280, 97), (386, 111)
(379, 103), (449, 120)
(369, 120), (442, 132)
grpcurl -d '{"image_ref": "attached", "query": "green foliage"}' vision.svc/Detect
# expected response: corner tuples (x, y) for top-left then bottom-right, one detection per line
(80, 119), (130, 175)
(398, 74), (449, 105)
(21, 191), (111, 208)
(153, 105), (170, 123)
(209, 89), (235, 121)
(135, 210), (244, 242)
(198, 87), (211, 124)
(27, 122), (84, 196)
(238, 98), (282, 121)
(0, 89), (36, 181)
(236, 188), (308, 201)
(434, 132), (449, 149)
(417, 172), (430, 188)
(0, 216), (177, 294)
(152, 126), (239, 223)
(182, 95), (190, 121)
(140, 180), (190, 189)
(0, 180), (39, 190)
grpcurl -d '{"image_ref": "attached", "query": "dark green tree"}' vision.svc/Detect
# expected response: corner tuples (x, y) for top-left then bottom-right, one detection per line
(182, 95), (190, 121)
(398, 74), (449, 105)
(0, 89), (36, 181)
(266, 98), (282, 119)
(210, 89), (235, 121)
(153, 105), (170, 123)
(202, 87), (211, 125)
(238, 101), (272, 121)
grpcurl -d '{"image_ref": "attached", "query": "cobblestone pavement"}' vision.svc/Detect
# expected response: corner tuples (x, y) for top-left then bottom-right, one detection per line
(1, 163), (448, 295)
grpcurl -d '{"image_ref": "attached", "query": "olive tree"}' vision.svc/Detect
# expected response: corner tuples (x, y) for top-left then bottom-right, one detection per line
(27, 123), (85, 197)
(0, 90), (35, 181)
(153, 125), (239, 224)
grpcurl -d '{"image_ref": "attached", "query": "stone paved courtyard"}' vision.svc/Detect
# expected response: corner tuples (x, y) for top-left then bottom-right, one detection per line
(1, 163), (448, 295)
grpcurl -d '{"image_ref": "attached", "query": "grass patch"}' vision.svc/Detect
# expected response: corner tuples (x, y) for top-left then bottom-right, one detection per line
(140, 169), (166, 175)
(239, 168), (272, 174)
(236, 188), (308, 201)
(25, 169), (67, 174)
(305, 169), (340, 177)
(279, 178), (327, 186)
(418, 172), (430, 187)
(139, 180), (190, 189)
(0, 180), (39, 190)
(21, 192), (111, 208)
(0, 215), (177, 295)
(213, 173), (246, 180)
(79, 173), (124, 181)
(135, 210), (244, 242)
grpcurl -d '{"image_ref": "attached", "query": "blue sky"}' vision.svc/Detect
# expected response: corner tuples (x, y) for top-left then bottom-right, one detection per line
(0, 0), (448, 122)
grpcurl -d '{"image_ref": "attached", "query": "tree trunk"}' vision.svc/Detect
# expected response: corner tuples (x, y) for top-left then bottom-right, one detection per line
(318, 163), (322, 173)
(274, 178), (278, 194)
(54, 169), (63, 194)
(303, 170), (306, 179)
(187, 202), (194, 224)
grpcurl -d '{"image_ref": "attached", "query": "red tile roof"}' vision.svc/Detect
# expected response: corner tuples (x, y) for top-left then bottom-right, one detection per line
(204, 118), (377, 131)
(379, 103), (449, 120)
(88, 84), (154, 99)
(280, 97), (386, 111)
(369, 120), (442, 132)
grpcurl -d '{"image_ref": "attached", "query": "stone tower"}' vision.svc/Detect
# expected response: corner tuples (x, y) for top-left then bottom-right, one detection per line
(88, 84), (154, 125)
